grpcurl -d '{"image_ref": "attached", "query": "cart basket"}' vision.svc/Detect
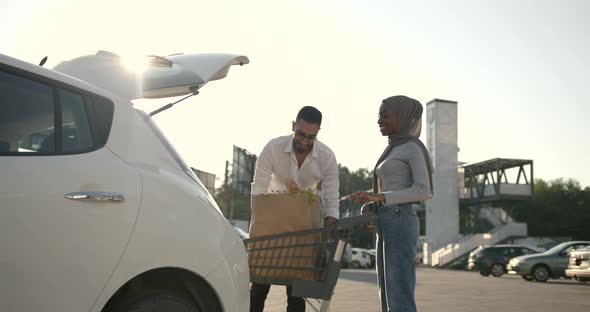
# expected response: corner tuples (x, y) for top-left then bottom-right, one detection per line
(243, 214), (376, 300)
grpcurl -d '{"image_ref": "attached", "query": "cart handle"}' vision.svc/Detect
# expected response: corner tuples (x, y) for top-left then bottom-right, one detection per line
(328, 214), (376, 231)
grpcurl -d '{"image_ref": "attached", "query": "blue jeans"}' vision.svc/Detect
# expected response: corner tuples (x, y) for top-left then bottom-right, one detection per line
(376, 203), (419, 312)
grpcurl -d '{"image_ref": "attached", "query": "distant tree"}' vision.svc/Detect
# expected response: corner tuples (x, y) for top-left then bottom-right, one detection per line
(511, 178), (590, 239)
(338, 164), (372, 196)
(338, 164), (375, 248)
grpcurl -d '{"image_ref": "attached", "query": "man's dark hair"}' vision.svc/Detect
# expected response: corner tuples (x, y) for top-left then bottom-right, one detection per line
(296, 106), (322, 126)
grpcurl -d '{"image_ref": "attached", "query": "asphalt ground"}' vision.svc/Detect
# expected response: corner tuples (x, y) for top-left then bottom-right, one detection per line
(261, 267), (590, 312)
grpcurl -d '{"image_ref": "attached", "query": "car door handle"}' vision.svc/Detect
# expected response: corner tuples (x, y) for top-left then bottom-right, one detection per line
(65, 192), (124, 202)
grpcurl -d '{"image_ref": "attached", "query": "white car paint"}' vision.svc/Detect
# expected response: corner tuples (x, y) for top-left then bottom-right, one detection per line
(0, 51), (250, 312)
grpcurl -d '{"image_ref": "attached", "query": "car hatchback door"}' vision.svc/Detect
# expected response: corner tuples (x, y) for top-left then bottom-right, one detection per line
(0, 66), (141, 311)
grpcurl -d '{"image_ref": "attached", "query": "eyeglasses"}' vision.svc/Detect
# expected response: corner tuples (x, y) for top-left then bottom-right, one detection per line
(295, 129), (318, 141)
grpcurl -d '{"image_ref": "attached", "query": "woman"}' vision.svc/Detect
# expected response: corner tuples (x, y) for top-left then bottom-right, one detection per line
(351, 95), (433, 312)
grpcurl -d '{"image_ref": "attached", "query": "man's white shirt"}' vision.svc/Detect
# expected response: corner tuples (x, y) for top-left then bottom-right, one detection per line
(251, 134), (340, 219)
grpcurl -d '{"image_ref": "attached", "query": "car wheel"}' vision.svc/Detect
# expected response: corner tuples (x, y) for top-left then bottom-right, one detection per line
(479, 270), (490, 277)
(521, 274), (534, 281)
(106, 290), (205, 312)
(532, 265), (550, 282)
(351, 260), (361, 269)
(490, 263), (505, 277)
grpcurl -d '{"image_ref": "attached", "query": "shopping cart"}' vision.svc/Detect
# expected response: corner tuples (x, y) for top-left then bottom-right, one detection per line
(243, 214), (376, 312)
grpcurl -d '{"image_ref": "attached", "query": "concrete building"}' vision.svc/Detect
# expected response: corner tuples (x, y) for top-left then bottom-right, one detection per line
(424, 99), (461, 260)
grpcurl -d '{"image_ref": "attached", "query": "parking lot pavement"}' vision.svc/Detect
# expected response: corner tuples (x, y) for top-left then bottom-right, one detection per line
(262, 267), (590, 312)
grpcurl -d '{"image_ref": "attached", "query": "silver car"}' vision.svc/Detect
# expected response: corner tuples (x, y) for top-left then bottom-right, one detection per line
(507, 241), (590, 282)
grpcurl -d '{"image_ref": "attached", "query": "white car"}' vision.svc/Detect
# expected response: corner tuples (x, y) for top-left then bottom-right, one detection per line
(0, 51), (250, 311)
(351, 248), (372, 269)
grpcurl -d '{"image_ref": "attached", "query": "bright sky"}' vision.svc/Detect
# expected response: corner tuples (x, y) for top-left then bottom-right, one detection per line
(2, 0), (589, 188)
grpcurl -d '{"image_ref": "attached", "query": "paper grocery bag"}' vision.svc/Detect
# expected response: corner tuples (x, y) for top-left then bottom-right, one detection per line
(249, 192), (321, 237)
(248, 192), (322, 281)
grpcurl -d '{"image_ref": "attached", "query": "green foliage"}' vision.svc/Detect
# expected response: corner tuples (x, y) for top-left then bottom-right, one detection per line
(523, 178), (590, 239)
(338, 164), (373, 196)
(303, 189), (318, 205)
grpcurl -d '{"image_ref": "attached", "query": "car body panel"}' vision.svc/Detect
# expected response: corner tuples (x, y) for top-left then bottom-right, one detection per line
(0, 149), (141, 311)
(91, 168), (245, 311)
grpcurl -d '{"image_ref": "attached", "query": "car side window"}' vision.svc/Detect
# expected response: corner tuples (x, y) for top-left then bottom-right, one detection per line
(521, 248), (535, 255)
(0, 67), (114, 155)
(563, 246), (575, 256)
(569, 244), (589, 255)
(0, 70), (54, 153)
(59, 89), (93, 153)
(562, 245), (586, 257)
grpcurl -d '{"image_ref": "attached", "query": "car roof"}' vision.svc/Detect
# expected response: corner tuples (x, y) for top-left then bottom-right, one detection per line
(1, 53), (118, 101)
(482, 244), (533, 249)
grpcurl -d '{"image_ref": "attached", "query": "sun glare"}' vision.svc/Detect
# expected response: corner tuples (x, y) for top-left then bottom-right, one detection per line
(122, 55), (149, 73)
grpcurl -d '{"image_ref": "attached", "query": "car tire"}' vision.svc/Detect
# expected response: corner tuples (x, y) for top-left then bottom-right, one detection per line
(351, 260), (361, 269)
(521, 274), (534, 281)
(106, 290), (208, 312)
(490, 263), (505, 277)
(532, 265), (551, 282)
(479, 270), (490, 277)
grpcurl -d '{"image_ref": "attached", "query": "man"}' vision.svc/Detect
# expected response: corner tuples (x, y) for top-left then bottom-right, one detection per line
(250, 106), (340, 312)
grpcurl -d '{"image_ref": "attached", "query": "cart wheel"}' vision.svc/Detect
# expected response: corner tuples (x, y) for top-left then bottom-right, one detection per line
(351, 260), (361, 269)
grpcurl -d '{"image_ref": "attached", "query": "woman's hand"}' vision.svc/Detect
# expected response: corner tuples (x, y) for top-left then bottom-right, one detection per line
(349, 191), (385, 203)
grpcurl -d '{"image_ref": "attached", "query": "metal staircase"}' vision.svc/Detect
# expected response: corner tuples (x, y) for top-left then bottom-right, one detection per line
(430, 222), (527, 267)
(427, 158), (534, 267)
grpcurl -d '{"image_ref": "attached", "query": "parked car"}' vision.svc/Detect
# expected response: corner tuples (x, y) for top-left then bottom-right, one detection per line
(351, 248), (372, 269)
(342, 243), (353, 268)
(565, 247), (590, 282)
(366, 249), (376, 267)
(0, 51), (250, 311)
(416, 236), (426, 264)
(507, 241), (590, 282)
(468, 245), (540, 277)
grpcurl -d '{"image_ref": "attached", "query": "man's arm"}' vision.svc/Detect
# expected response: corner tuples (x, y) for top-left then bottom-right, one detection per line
(251, 141), (274, 195)
(321, 155), (340, 224)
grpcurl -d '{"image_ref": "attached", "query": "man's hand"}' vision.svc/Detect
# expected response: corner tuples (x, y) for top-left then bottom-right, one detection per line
(324, 216), (337, 227)
(286, 179), (301, 194)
